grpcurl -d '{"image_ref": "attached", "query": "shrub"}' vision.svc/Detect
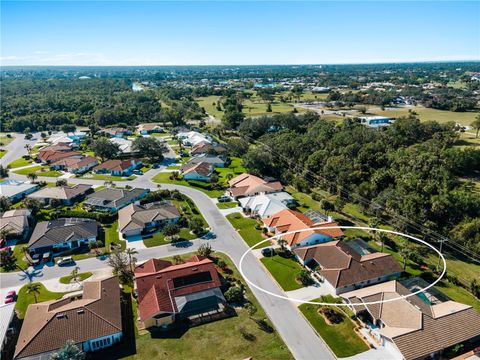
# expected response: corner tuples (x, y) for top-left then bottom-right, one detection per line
(225, 286), (244, 304)
(320, 307), (344, 324)
(296, 270), (314, 286)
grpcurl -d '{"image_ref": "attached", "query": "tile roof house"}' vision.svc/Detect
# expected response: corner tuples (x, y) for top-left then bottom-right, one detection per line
(180, 162), (214, 182)
(109, 137), (134, 154)
(176, 131), (211, 147)
(14, 276), (122, 360)
(50, 155), (98, 174)
(134, 256), (225, 329)
(93, 159), (140, 176)
(341, 279), (480, 360)
(239, 192), (295, 218)
(190, 143), (227, 156)
(0, 180), (39, 203)
(84, 187), (149, 213)
(187, 154), (226, 168)
(227, 173), (283, 199)
(28, 218), (98, 255)
(294, 240), (402, 294)
(137, 123), (164, 135)
(27, 184), (92, 205)
(100, 127), (131, 138)
(262, 209), (343, 249)
(37, 149), (82, 164)
(0, 209), (31, 241)
(118, 202), (181, 238)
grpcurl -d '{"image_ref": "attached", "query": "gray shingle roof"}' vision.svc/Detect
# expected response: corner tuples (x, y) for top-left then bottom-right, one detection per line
(84, 188), (148, 210)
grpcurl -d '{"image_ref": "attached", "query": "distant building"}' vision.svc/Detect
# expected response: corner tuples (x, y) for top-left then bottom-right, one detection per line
(0, 209), (31, 241)
(359, 116), (394, 128)
(137, 123), (164, 135)
(14, 276), (122, 359)
(227, 173), (283, 199)
(180, 162), (214, 182)
(50, 155), (98, 174)
(187, 154), (226, 168)
(134, 256), (225, 329)
(27, 184), (92, 205)
(28, 218), (98, 255)
(118, 202), (181, 238)
(190, 143), (226, 157)
(100, 127), (131, 138)
(46, 131), (86, 146)
(84, 187), (149, 213)
(176, 131), (211, 147)
(0, 180), (39, 202)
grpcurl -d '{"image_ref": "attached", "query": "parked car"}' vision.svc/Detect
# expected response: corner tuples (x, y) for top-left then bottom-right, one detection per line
(4, 291), (16, 304)
(152, 163), (160, 169)
(202, 232), (216, 240)
(217, 196), (230, 203)
(56, 256), (75, 266)
(261, 248), (275, 257)
(133, 170), (143, 175)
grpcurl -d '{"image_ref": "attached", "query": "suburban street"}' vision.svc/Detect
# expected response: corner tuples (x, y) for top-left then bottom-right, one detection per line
(0, 133), (38, 168)
(1, 142), (335, 360)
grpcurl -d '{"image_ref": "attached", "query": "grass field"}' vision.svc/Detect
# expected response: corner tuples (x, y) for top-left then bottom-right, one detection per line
(0, 134), (14, 146)
(13, 165), (62, 177)
(260, 255), (304, 291)
(0, 150), (6, 159)
(59, 271), (93, 284)
(100, 252), (292, 360)
(81, 173), (136, 181)
(7, 157), (33, 168)
(15, 283), (68, 319)
(299, 296), (369, 357)
(226, 212), (267, 248)
(216, 201), (238, 209)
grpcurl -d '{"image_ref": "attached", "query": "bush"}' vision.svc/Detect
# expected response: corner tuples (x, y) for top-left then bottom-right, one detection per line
(224, 286), (244, 304)
(296, 270), (314, 286)
(320, 307), (344, 324)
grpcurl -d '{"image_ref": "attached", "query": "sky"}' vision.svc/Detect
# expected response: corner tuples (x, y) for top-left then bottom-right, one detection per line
(1, 1), (479, 66)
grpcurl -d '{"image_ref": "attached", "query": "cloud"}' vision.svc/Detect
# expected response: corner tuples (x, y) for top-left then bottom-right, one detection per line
(0, 52), (113, 66)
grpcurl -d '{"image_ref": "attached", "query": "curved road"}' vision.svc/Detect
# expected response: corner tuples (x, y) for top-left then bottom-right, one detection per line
(1, 141), (335, 360)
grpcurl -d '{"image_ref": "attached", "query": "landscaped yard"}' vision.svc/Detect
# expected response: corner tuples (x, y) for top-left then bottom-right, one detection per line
(260, 255), (304, 291)
(0, 150), (6, 159)
(216, 201), (238, 209)
(151, 171), (225, 198)
(12, 165), (62, 177)
(80, 173), (135, 181)
(59, 271), (93, 284)
(15, 283), (68, 319)
(299, 296), (370, 357)
(95, 252), (292, 360)
(7, 157), (34, 168)
(226, 212), (267, 248)
(0, 134), (14, 146)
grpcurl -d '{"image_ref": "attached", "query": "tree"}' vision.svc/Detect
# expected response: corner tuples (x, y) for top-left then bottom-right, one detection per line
(245, 302), (257, 317)
(132, 137), (167, 162)
(24, 198), (42, 213)
(266, 103), (272, 113)
(55, 179), (68, 187)
(471, 114), (480, 138)
(320, 199), (334, 215)
(197, 243), (213, 257)
(125, 247), (138, 272)
(296, 270), (313, 286)
(107, 251), (133, 285)
(26, 283), (41, 303)
(400, 244), (415, 270)
(49, 340), (85, 360)
(163, 224), (180, 238)
(0, 249), (16, 271)
(277, 239), (287, 251)
(188, 217), (204, 235)
(224, 286), (244, 303)
(61, 124), (76, 135)
(70, 266), (80, 282)
(27, 172), (38, 183)
(0, 165), (8, 178)
(91, 138), (120, 161)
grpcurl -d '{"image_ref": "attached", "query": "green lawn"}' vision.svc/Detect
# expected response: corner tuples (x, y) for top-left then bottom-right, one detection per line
(260, 255), (304, 291)
(7, 157), (34, 168)
(0, 150), (6, 159)
(299, 296), (370, 357)
(12, 165), (61, 177)
(0, 241), (30, 273)
(109, 252), (292, 360)
(0, 134), (14, 146)
(434, 280), (480, 312)
(15, 283), (68, 319)
(216, 201), (238, 209)
(226, 212), (267, 248)
(80, 173), (136, 181)
(59, 271), (93, 284)
(216, 157), (246, 185)
(151, 171), (225, 198)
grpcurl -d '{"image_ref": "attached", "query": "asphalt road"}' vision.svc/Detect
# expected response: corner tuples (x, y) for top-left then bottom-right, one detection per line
(1, 136), (335, 360)
(0, 133), (38, 167)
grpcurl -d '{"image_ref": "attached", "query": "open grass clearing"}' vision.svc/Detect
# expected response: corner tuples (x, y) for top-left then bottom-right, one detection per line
(151, 171), (225, 198)
(260, 255), (304, 291)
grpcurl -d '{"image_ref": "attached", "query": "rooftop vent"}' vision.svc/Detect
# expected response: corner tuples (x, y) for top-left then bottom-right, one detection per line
(56, 313), (66, 319)
(77, 309), (85, 314)
(191, 267), (198, 272)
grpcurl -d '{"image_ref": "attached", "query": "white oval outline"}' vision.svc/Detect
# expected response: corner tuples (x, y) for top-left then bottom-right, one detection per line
(239, 226), (447, 306)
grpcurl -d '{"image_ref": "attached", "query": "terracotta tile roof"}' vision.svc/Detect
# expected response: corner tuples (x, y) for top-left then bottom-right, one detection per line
(342, 280), (480, 360)
(228, 173), (283, 198)
(38, 150), (81, 163)
(14, 276), (122, 359)
(263, 209), (343, 246)
(294, 241), (402, 288)
(180, 162), (213, 177)
(51, 156), (97, 169)
(134, 256), (223, 321)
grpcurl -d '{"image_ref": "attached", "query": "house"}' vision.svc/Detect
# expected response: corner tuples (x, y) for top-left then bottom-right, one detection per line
(176, 131), (211, 147)
(46, 131), (86, 146)
(100, 127), (131, 138)
(239, 192), (295, 218)
(28, 218), (98, 255)
(0, 209), (31, 241)
(0, 303), (16, 357)
(262, 209), (343, 249)
(27, 184), (92, 205)
(341, 278), (480, 360)
(134, 255), (226, 329)
(118, 202), (181, 238)
(180, 162), (213, 182)
(359, 116), (394, 128)
(83, 187), (149, 213)
(50, 156), (98, 174)
(190, 143), (227, 156)
(14, 276), (122, 360)
(293, 239), (402, 294)
(187, 154), (226, 168)
(37, 149), (82, 164)
(137, 123), (164, 135)
(109, 137), (134, 154)
(227, 173), (283, 199)
(93, 159), (140, 176)
(0, 180), (39, 202)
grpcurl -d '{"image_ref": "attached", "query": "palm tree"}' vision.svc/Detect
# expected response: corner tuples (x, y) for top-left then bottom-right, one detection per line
(400, 244), (414, 270)
(27, 172), (38, 183)
(278, 239), (287, 252)
(125, 248), (138, 271)
(70, 266), (80, 282)
(471, 114), (480, 138)
(26, 283), (41, 303)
